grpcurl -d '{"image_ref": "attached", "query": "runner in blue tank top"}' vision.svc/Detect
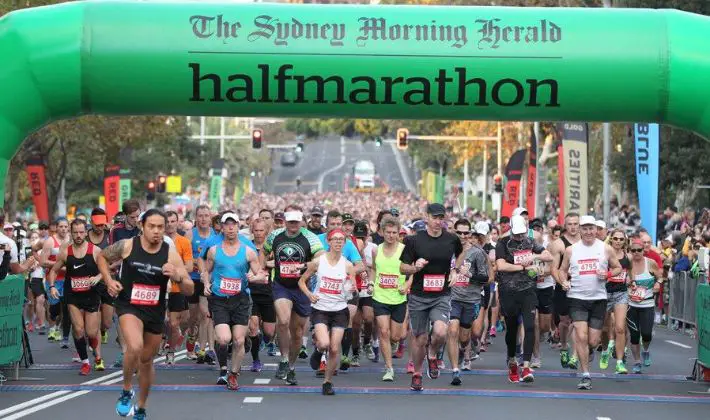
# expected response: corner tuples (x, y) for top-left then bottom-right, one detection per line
(204, 212), (267, 391)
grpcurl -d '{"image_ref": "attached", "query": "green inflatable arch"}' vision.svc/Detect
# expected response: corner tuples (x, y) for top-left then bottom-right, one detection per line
(2, 0), (710, 202)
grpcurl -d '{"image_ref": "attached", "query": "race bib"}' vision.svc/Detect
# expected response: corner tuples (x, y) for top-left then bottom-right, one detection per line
(629, 286), (647, 303)
(379, 274), (398, 289)
(579, 258), (599, 275)
(423, 274), (445, 292)
(130, 283), (160, 306)
(513, 250), (533, 266)
(219, 276), (242, 296)
(71, 276), (92, 292)
(454, 273), (469, 287)
(279, 262), (301, 278)
(319, 276), (343, 295)
(609, 270), (627, 284)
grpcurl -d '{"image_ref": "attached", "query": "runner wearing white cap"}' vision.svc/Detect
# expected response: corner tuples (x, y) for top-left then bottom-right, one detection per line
(594, 220), (608, 242)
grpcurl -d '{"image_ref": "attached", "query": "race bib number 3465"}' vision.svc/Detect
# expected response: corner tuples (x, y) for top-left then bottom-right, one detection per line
(130, 283), (160, 306)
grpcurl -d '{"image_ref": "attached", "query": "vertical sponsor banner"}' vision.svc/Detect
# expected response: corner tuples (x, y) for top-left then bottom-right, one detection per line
(558, 122), (589, 217)
(209, 159), (224, 209)
(119, 169), (131, 209)
(526, 127), (537, 218)
(103, 164), (120, 221)
(557, 144), (565, 225)
(502, 149), (527, 218)
(25, 155), (49, 222)
(634, 123), (659, 243)
(0, 274), (24, 365)
(697, 284), (710, 369)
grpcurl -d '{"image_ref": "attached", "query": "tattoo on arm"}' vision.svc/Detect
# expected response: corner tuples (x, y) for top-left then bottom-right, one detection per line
(102, 240), (126, 264)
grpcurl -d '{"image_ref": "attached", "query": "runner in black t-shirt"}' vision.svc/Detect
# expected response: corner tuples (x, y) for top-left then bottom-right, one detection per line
(400, 203), (462, 391)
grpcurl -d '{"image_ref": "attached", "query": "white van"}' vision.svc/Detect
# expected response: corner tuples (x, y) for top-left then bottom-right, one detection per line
(353, 160), (376, 190)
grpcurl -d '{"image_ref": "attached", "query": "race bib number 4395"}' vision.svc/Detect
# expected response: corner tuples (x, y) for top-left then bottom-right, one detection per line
(130, 283), (160, 306)
(219, 277), (242, 296)
(423, 275), (445, 292)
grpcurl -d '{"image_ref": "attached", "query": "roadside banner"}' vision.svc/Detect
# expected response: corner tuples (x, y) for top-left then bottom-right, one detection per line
(0, 274), (25, 365)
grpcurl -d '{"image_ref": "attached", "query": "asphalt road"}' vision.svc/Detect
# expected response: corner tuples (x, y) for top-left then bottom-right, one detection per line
(266, 136), (416, 195)
(1, 323), (708, 419)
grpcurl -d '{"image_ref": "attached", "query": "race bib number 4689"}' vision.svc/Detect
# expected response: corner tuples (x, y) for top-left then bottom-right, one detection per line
(130, 283), (160, 306)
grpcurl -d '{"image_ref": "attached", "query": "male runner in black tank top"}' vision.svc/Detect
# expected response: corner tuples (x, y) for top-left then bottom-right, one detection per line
(98, 209), (193, 419)
(88, 207), (114, 346)
(47, 219), (104, 376)
(549, 213), (581, 369)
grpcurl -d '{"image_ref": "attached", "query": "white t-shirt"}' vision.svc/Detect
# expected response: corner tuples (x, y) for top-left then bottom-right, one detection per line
(0, 233), (19, 265)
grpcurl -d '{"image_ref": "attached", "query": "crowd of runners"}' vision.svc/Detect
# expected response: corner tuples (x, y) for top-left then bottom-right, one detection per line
(9, 193), (674, 419)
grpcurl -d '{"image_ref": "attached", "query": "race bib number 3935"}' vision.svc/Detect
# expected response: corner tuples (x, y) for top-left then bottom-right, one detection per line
(130, 283), (160, 306)
(219, 277), (242, 296)
(423, 275), (445, 292)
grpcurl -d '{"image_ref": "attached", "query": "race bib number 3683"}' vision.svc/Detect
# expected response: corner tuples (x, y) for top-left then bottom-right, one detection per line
(423, 275), (445, 292)
(130, 283), (160, 306)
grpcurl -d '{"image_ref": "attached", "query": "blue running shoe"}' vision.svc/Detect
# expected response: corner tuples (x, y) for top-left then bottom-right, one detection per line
(267, 342), (277, 357)
(113, 352), (124, 369)
(642, 350), (651, 367)
(133, 407), (146, 419)
(116, 389), (135, 417)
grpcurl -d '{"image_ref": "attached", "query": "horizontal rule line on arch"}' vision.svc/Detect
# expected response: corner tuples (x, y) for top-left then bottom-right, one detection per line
(186, 50), (563, 60)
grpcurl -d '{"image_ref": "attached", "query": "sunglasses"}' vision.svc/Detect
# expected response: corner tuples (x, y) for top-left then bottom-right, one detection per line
(611, 237), (625, 241)
(630, 248), (644, 253)
(456, 231), (472, 236)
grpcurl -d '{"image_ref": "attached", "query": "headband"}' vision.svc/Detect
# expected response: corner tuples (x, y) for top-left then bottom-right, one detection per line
(91, 215), (108, 225)
(327, 229), (346, 241)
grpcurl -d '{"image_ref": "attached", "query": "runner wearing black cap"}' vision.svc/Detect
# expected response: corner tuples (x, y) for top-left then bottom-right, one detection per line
(400, 203), (462, 391)
(307, 206), (326, 235)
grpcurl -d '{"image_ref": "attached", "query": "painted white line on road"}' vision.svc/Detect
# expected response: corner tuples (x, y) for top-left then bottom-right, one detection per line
(596, 417), (612, 420)
(243, 397), (263, 404)
(317, 136), (346, 193)
(1, 351), (187, 419)
(665, 340), (692, 349)
(254, 378), (271, 384)
(264, 363), (277, 367)
(389, 143), (415, 193)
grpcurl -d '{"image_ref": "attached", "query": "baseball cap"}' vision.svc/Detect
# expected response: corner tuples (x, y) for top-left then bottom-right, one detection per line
(3, 223), (13, 230)
(579, 215), (596, 226)
(285, 210), (303, 222)
(594, 220), (607, 229)
(426, 203), (446, 216)
(274, 212), (285, 221)
(220, 212), (239, 224)
(512, 207), (528, 217)
(342, 212), (354, 223)
(474, 221), (490, 236)
(353, 220), (368, 238)
(411, 220), (427, 232)
(310, 206), (324, 216)
(510, 215), (527, 235)
(530, 218), (544, 230)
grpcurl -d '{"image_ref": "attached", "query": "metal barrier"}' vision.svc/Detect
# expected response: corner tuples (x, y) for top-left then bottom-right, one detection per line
(668, 271), (705, 328)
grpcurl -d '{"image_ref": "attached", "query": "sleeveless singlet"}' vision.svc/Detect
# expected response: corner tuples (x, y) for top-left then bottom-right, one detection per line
(568, 239), (608, 301)
(90, 229), (110, 249)
(49, 236), (66, 280)
(65, 243), (99, 297)
(312, 254), (351, 312)
(607, 253), (630, 293)
(117, 237), (171, 316)
(210, 243), (250, 298)
(373, 243), (406, 306)
(630, 257), (655, 308)
(190, 227), (216, 281)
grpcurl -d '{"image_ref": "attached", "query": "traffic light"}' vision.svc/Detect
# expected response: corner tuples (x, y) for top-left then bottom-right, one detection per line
(251, 128), (263, 149)
(396, 128), (409, 150)
(375, 137), (382, 147)
(156, 175), (167, 193)
(296, 142), (304, 152)
(146, 180), (156, 201)
(493, 174), (503, 193)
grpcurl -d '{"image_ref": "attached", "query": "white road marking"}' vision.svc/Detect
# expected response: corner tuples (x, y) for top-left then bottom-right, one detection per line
(596, 417), (612, 420)
(389, 143), (416, 193)
(317, 136), (346, 193)
(264, 363), (277, 367)
(1, 351), (186, 419)
(253, 378), (271, 384)
(243, 397), (263, 404)
(665, 340), (692, 349)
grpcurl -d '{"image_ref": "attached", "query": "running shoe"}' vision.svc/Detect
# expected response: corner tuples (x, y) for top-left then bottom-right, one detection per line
(508, 360), (520, 383)
(286, 368), (298, 385)
(102, 330), (109, 344)
(496, 320), (504, 332)
(451, 370), (462, 386)
(132, 408), (146, 420)
(351, 354), (361, 367)
(205, 349), (217, 366)
(365, 344), (375, 360)
(275, 360), (288, 379)
(426, 357), (440, 379)
(394, 342), (405, 359)
(560, 349), (569, 368)
(373, 345), (380, 363)
(577, 375), (592, 390)
(406, 360), (415, 374)
(633, 362), (643, 374)
(79, 362), (91, 376)
(382, 367), (395, 382)
(599, 350), (610, 370)
(530, 357), (542, 369)
(437, 358), (445, 370)
(72, 352), (81, 363)
(47, 327), (56, 341)
(298, 345), (308, 359)
(26, 322), (34, 333)
(615, 360), (628, 374)
(115, 389), (135, 417)
(310, 349), (323, 371)
(165, 351), (175, 366)
(37, 325), (47, 336)
(316, 361), (326, 377)
(217, 374), (228, 385)
(461, 359), (472, 371)
(95, 358), (105, 371)
(642, 350), (652, 367)
(60, 338), (69, 349)
(267, 342), (277, 357)
(322, 381), (335, 395)
(410, 373), (423, 391)
(340, 355), (351, 371)
(251, 360), (263, 372)
(521, 367), (534, 383)
(227, 372), (239, 390)
(112, 352), (123, 368)
(196, 349), (206, 364)
(567, 356), (579, 370)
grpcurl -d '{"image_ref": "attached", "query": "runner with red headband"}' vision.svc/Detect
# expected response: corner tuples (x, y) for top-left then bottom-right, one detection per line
(88, 208), (114, 346)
